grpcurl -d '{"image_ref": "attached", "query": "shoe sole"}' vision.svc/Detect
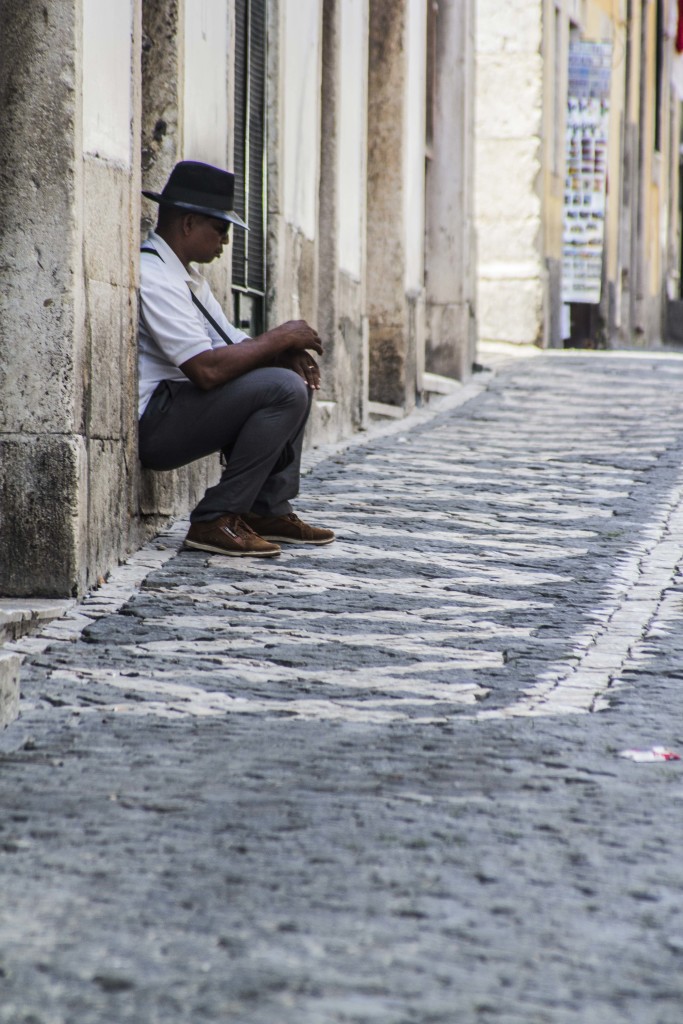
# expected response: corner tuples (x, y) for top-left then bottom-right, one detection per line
(184, 540), (281, 557)
(258, 535), (335, 545)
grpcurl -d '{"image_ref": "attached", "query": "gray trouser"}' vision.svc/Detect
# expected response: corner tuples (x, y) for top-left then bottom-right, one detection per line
(138, 367), (311, 522)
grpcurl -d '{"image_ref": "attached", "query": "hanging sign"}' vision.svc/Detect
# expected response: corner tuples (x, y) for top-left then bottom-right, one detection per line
(561, 41), (612, 304)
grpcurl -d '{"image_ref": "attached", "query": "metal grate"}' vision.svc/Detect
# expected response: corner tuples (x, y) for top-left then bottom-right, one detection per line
(232, 0), (266, 300)
(232, 0), (247, 286)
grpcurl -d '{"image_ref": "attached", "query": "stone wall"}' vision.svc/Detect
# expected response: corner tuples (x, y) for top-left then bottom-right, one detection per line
(366, 0), (418, 410)
(475, 0), (545, 346)
(139, 0), (225, 530)
(425, 0), (478, 379)
(0, 0), (478, 598)
(0, 1), (142, 597)
(476, 0), (682, 351)
(313, 0), (369, 440)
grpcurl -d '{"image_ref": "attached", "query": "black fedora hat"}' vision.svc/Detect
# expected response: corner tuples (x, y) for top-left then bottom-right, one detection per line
(142, 160), (248, 229)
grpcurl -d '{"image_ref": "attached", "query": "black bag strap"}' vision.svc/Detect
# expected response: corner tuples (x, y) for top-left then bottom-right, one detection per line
(140, 246), (234, 346)
(188, 291), (234, 346)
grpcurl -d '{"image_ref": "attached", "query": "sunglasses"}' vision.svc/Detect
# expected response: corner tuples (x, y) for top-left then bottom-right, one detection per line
(208, 218), (231, 238)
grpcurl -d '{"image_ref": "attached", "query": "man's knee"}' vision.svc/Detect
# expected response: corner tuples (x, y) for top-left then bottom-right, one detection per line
(214, 366), (308, 411)
(269, 367), (309, 410)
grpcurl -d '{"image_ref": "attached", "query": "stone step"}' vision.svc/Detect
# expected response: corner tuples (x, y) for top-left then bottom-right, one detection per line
(0, 599), (74, 645)
(0, 599), (74, 729)
(0, 650), (20, 727)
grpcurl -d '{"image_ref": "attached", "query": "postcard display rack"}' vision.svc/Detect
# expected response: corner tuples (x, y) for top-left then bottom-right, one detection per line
(561, 41), (612, 305)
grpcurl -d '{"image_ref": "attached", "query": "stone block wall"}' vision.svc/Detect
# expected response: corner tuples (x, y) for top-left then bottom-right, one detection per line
(139, 0), (225, 531)
(425, 0), (478, 380)
(0, 0), (147, 597)
(366, 0), (420, 411)
(0, 0), (479, 597)
(1, 2), (91, 596)
(475, 0), (545, 345)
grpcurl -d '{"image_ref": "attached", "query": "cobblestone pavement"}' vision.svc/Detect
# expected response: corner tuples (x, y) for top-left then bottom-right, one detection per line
(4, 352), (683, 1024)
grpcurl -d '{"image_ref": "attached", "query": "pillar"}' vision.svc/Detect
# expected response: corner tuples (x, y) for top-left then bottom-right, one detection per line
(0, 0), (142, 597)
(425, 0), (477, 379)
(366, 0), (427, 410)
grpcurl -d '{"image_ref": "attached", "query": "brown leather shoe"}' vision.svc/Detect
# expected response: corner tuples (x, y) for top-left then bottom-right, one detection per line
(242, 511), (335, 545)
(184, 515), (281, 557)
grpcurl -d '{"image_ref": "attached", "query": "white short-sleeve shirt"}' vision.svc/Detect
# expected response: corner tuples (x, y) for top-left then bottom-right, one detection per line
(138, 231), (249, 416)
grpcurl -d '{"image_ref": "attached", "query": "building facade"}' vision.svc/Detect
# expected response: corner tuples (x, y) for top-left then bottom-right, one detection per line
(476, 0), (682, 349)
(0, 0), (477, 597)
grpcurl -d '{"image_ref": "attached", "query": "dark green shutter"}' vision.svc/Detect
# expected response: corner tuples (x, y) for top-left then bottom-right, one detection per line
(232, 0), (266, 302)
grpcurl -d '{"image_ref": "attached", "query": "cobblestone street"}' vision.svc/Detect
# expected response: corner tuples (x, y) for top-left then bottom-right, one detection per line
(5, 352), (683, 1023)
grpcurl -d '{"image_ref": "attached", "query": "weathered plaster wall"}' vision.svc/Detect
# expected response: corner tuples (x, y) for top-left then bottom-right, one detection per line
(275, 0), (322, 335)
(80, 0), (139, 591)
(83, 0), (134, 164)
(0, 0), (482, 598)
(282, 0), (323, 243)
(182, 0), (229, 168)
(636, 0), (674, 347)
(139, 0), (228, 530)
(81, 156), (139, 583)
(337, 0), (367, 283)
(403, 0), (428, 298)
(475, 0), (545, 345)
(140, 0), (183, 214)
(0, 0), (145, 597)
(313, 0), (368, 442)
(0, 2), (84, 595)
(366, 0), (422, 409)
(425, 0), (477, 379)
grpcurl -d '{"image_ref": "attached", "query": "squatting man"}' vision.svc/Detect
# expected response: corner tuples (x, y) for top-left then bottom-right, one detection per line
(137, 160), (334, 558)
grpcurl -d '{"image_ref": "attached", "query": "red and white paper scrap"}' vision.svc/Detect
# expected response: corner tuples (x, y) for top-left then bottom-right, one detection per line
(618, 747), (681, 763)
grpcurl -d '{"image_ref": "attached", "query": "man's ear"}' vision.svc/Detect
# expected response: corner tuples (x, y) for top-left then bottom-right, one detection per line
(182, 213), (197, 236)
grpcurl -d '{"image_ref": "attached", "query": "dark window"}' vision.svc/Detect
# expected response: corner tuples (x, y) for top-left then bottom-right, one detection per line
(233, 0), (267, 334)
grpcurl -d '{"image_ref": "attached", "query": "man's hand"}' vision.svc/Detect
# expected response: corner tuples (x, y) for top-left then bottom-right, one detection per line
(267, 320), (323, 356)
(180, 318), (323, 391)
(277, 351), (321, 390)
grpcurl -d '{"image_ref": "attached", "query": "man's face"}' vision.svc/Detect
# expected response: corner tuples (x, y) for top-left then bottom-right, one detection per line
(187, 215), (231, 263)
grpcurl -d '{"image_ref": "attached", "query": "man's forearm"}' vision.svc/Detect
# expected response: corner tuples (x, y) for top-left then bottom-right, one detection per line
(180, 320), (322, 390)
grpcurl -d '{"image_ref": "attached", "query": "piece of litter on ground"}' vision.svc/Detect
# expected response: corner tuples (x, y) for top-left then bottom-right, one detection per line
(618, 747), (681, 763)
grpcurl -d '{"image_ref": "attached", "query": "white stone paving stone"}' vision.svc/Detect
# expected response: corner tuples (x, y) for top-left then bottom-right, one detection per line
(47, 668), (473, 723)
(6, 522), (187, 656)
(485, 461), (683, 718)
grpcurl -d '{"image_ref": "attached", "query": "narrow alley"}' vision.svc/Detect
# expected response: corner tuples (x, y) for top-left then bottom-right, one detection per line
(3, 352), (683, 1024)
